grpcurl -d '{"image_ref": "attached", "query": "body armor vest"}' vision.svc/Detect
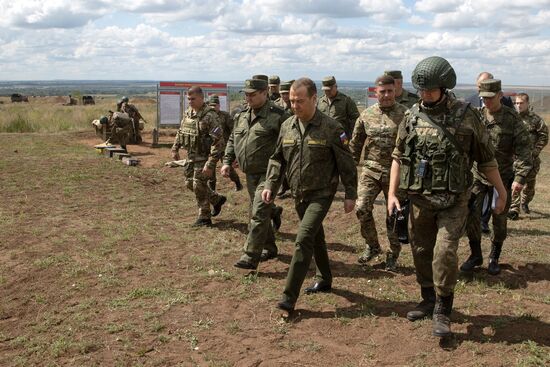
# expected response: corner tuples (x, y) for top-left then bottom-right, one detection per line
(399, 104), (472, 195)
(180, 107), (213, 156)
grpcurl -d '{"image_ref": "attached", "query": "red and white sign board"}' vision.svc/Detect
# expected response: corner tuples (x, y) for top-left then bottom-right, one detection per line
(156, 81), (229, 128)
(366, 86), (377, 107)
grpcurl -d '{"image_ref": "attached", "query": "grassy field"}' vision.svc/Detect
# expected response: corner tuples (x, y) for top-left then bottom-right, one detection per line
(0, 105), (548, 366)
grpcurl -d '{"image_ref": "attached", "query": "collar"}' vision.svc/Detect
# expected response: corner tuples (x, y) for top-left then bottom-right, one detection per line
(251, 100), (270, 120)
(292, 109), (322, 129)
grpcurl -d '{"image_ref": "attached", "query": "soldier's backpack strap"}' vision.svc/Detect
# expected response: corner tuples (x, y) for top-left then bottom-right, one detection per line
(409, 104), (468, 155)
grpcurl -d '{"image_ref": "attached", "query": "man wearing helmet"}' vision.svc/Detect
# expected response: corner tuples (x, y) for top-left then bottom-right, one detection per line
(387, 56), (507, 338)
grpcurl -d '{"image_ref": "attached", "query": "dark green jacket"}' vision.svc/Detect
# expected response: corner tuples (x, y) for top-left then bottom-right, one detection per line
(223, 101), (290, 175)
(475, 105), (532, 185)
(265, 109), (358, 201)
(317, 91), (360, 139)
(396, 89), (420, 109)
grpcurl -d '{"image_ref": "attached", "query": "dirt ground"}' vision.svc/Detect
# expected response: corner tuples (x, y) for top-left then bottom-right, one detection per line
(0, 131), (548, 367)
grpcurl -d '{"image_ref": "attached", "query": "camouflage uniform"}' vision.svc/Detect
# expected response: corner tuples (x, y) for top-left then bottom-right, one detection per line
(224, 92), (290, 266)
(106, 112), (132, 149)
(121, 102), (143, 143)
(394, 93), (497, 297)
(466, 90), (533, 271)
(317, 83), (360, 139)
(396, 90), (420, 109)
(265, 109), (357, 307)
(350, 102), (408, 263)
(172, 104), (225, 221)
(509, 110), (548, 215)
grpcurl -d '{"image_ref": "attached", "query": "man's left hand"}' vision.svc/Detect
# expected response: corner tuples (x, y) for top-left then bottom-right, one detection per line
(202, 167), (213, 177)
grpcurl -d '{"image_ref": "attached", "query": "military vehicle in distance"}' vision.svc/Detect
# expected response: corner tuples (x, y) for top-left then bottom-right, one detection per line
(11, 93), (29, 103)
(82, 95), (95, 105)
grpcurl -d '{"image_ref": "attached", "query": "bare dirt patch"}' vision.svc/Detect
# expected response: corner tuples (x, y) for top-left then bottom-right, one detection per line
(0, 132), (549, 366)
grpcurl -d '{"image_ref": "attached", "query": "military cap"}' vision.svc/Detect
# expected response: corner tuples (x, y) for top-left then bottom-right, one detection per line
(252, 74), (269, 82)
(280, 82), (292, 93)
(479, 79), (501, 98)
(208, 94), (220, 105)
(322, 76), (336, 90)
(384, 70), (403, 80)
(268, 75), (280, 86)
(375, 75), (395, 86)
(242, 79), (268, 93)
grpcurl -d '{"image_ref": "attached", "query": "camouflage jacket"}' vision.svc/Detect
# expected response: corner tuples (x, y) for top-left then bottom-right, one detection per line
(173, 104), (224, 169)
(317, 91), (360, 139)
(216, 110), (234, 142)
(396, 89), (419, 109)
(269, 92), (281, 101)
(121, 103), (140, 121)
(265, 109), (358, 201)
(518, 110), (548, 158)
(350, 102), (407, 181)
(223, 101), (290, 174)
(393, 94), (497, 205)
(474, 105), (532, 185)
(275, 97), (293, 115)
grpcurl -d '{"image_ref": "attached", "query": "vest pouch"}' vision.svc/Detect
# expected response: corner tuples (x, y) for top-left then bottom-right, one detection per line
(431, 152), (447, 191)
(409, 155), (424, 191)
(448, 152), (466, 193)
(398, 156), (412, 190)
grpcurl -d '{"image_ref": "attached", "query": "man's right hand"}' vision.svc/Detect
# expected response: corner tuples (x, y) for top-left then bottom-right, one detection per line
(387, 195), (401, 216)
(171, 149), (180, 161)
(220, 164), (231, 178)
(261, 189), (273, 204)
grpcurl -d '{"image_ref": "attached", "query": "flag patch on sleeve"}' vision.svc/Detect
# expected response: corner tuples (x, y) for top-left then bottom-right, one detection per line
(339, 132), (349, 145)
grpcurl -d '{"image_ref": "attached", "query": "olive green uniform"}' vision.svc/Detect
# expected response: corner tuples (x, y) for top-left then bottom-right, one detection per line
(396, 90), (420, 109)
(210, 109), (240, 187)
(265, 109), (358, 305)
(510, 110), (548, 214)
(275, 97), (293, 116)
(466, 105), (532, 246)
(350, 102), (408, 258)
(224, 101), (290, 264)
(317, 91), (360, 139)
(172, 104), (225, 220)
(393, 95), (497, 296)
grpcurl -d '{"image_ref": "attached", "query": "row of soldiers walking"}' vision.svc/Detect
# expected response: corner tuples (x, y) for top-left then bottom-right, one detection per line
(170, 57), (547, 340)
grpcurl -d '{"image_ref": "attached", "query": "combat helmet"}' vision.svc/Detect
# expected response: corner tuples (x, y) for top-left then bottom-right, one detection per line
(412, 56), (456, 90)
(99, 116), (108, 124)
(121, 96), (129, 103)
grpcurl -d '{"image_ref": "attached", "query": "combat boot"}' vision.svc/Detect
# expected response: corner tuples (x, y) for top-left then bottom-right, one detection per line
(432, 293), (454, 338)
(358, 244), (381, 264)
(521, 203), (530, 214)
(385, 252), (398, 271)
(192, 218), (212, 227)
(460, 241), (483, 272)
(407, 287), (436, 321)
(507, 210), (519, 220)
(211, 196), (226, 217)
(488, 242), (503, 275)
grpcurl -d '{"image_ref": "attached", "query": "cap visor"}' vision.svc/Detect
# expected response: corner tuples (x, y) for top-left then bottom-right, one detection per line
(322, 86), (331, 90)
(241, 88), (257, 93)
(479, 91), (497, 97)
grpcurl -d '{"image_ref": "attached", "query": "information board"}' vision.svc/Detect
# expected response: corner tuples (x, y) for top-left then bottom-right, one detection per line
(154, 81), (230, 146)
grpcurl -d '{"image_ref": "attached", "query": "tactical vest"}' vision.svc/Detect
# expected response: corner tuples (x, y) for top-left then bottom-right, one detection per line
(180, 107), (213, 156)
(399, 104), (472, 194)
(112, 112), (132, 128)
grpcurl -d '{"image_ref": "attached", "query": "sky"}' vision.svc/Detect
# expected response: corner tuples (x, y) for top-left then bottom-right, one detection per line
(1, 0), (549, 85)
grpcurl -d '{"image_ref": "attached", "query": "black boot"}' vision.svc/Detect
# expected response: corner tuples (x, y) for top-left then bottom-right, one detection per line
(432, 293), (453, 338)
(407, 287), (436, 321)
(460, 241), (483, 272)
(488, 242), (502, 275)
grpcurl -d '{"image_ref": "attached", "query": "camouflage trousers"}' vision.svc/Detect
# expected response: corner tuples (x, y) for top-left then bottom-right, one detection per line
(409, 193), (470, 297)
(109, 125), (130, 148)
(466, 180), (512, 245)
(282, 196), (333, 305)
(510, 157), (541, 213)
(184, 161), (223, 220)
(240, 173), (277, 264)
(356, 171), (401, 256)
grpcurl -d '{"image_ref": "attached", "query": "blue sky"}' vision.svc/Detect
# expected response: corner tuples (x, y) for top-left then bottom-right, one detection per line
(0, 0), (549, 85)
